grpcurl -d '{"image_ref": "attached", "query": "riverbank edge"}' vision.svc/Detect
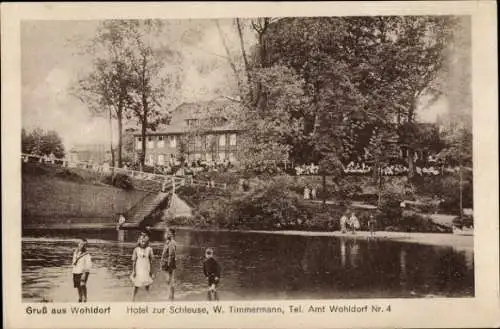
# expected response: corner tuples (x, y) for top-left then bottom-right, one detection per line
(23, 223), (473, 251)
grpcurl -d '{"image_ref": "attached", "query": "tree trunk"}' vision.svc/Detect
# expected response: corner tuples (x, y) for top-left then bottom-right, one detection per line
(215, 20), (244, 98)
(407, 99), (416, 178)
(258, 32), (267, 68)
(236, 18), (252, 88)
(108, 108), (115, 168)
(117, 109), (123, 168)
(139, 56), (148, 171)
(322, 174), (327, 205)
(377, 165), (383, 208)
(459, 164), (463, 217)
(140, 112), (147, 170)
(311, 83), (321, 136)
(408, 149), (415, 178)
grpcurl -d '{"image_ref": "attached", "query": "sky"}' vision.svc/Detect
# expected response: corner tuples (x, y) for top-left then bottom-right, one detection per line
(21, 19), (450, 150)
(21, 19), (249, 149)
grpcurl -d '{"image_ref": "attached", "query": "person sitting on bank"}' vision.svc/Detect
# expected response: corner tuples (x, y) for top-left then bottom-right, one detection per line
(203, 248), (221, 301)
(72, 238), (92, 303)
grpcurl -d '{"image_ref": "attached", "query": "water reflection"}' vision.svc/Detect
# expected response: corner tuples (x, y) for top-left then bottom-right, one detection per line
(399, 247), (407, 289)
(22, 228), (474, 302)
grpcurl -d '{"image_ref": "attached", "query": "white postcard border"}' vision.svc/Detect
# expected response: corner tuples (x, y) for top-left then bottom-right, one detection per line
(2, 2), (499, 328)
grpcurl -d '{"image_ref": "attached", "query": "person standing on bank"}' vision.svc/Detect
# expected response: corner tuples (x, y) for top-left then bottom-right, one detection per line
(203, 248), (221, 301)
(349, 212), (360, 235)
(160, 228), (177, 301)
(368, 214), (377, 236)
(311, 186), (317, 200)
(131, 235), (154, 301)
(340, 212), (349, 233)
(72, 238), (92, 303)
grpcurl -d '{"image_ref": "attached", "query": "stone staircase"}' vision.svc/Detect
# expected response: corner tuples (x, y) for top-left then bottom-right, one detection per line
(126, 192), (169, 223)
(121, 179), (184, 230)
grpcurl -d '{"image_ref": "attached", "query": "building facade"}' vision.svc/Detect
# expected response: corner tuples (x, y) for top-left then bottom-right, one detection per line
(68, 143), (111, 164)
(133, 100), (240, 166)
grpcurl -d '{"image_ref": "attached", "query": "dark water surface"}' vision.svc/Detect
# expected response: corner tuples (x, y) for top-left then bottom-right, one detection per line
(22, 228), (474, 302)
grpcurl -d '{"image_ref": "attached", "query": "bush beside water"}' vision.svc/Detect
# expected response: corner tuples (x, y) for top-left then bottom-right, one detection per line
(174, 175), (451, 233)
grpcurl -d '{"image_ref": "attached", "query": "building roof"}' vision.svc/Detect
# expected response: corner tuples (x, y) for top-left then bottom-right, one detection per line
(69, 143), (107, 153)
(133, 99), (241, 136)
(133, 123), (239, 136)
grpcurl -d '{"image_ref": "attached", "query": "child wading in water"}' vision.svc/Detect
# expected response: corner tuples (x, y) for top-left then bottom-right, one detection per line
(72, 238), (92, 303)
(160, 228), (177, 301)
(131, 234), (154, 301)
(203, 248), (221, 301)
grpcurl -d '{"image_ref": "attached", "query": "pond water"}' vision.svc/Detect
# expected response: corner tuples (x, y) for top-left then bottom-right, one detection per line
(22, 228), (474, 302)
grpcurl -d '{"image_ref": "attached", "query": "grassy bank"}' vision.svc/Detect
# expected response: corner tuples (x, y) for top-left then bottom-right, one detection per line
(22, 163), (148, 225)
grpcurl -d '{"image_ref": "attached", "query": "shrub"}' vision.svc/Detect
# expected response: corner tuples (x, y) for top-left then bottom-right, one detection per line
(101, 174), (113, 185)
(113, 173), (134, 190)
(189, 176), (314, 230)
(452, 215), (474, 229)
(413, 174), (473, 214)
(54, 168), (86, 183)
(102, 173), (134, 190)
(376, 191), (403, 228)
(22, 162), (51, 176)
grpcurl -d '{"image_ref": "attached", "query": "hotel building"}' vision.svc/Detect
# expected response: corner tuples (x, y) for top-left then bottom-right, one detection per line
(133, 100), (240, 166)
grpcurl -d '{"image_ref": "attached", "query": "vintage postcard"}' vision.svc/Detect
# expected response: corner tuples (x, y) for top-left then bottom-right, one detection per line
(2, 1), (499, 328)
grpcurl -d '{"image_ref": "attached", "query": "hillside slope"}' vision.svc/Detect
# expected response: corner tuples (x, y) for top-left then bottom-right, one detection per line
(22, 163), (148, 225)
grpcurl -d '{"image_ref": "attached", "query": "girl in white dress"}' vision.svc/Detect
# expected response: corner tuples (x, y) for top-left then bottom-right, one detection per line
(131, 235), (154, 301)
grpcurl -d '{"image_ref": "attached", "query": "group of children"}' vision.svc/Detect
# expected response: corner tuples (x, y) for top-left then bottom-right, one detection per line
(71, 228), (221, 303)
(340, 212), (360, 234)
(339, 212), (377, 236)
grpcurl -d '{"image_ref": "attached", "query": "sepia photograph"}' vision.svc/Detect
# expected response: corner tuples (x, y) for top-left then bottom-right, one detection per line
(2, 2), (498, 329)
(20, 14), (476, 303)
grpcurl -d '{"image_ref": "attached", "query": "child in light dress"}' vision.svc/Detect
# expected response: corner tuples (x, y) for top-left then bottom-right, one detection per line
(131, 234), (154, 301)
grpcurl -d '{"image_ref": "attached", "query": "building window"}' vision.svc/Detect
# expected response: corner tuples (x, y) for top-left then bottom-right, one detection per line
(157, 136), (165, 148)
(206, 153), (212, 162)
(195, 135), (202, 148)
(219, 135), (226, 146)
(147, 136), (154, 149)
(169, 136), (177, 148)
(136, 137), (142, 150)
(186, 119), (199, 127)
(229, 153), (236, 162)
(229, 133), (237, 146)
(158, 154), (165, 165)
(218, 152), (225, 161)
(148, 154), (154, 166)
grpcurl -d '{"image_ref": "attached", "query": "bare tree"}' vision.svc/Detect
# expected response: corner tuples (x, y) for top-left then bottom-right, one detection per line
(72, 21), (136, 167)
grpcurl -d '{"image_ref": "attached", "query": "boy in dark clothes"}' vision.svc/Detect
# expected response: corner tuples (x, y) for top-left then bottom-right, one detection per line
(203, 248), (221, 301)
